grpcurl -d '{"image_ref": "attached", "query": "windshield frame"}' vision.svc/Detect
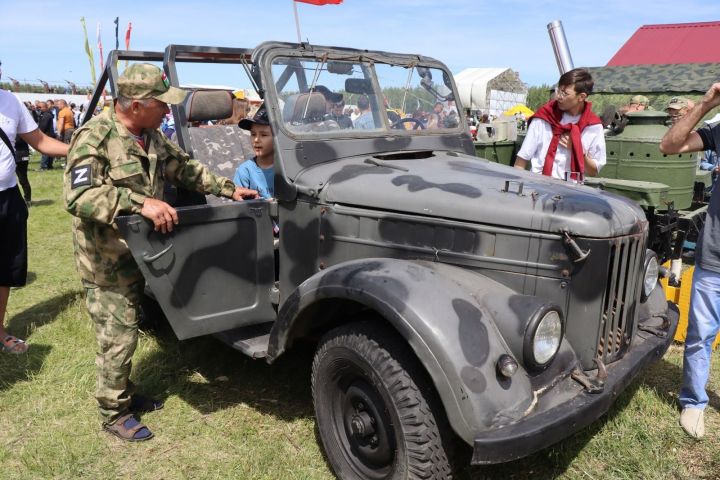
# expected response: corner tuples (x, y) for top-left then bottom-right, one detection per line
(262, 46), (465, 140)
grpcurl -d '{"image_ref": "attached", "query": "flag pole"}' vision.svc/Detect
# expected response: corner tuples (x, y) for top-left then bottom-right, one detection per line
(292, 1), (302, 43)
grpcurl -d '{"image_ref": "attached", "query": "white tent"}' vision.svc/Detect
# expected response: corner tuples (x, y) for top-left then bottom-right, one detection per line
(454, 68), (528, 116)
(12, 92), (91, 106)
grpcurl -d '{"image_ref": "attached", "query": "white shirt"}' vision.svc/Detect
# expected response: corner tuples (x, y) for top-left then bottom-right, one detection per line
(517, 112), (606, 181)
(0, 90), (36, 190)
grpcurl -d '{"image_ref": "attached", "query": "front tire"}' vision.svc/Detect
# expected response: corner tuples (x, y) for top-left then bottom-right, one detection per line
(312, 321), (452, 479)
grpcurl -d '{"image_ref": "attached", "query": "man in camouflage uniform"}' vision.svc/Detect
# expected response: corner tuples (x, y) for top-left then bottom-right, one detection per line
(64, 63), (258, 441)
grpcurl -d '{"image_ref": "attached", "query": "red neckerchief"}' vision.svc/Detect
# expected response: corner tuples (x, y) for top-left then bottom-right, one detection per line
(529, 99), (602, 180)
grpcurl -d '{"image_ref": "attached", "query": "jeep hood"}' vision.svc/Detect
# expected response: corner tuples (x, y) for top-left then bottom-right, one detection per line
(297, 152), (646, 238)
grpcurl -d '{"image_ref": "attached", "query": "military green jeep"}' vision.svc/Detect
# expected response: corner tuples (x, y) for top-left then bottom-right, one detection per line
(89, 44), (678, 478)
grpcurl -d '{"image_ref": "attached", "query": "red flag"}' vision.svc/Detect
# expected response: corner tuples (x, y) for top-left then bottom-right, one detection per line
(294, 0), (343, 5)
(125, 22), (132, 50)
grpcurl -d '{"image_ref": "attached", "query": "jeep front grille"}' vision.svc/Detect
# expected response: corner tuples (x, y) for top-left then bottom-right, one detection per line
(596, 235), (644, 363)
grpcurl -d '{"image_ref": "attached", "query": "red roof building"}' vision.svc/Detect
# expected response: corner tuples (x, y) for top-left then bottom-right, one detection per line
(607, 21), (720, 66)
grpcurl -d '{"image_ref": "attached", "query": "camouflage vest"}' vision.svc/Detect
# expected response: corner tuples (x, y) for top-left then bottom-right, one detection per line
(63, 108), (236, 287)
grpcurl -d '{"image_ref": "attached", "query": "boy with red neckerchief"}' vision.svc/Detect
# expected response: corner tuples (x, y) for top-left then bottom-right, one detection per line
(515, 68), (606, 182)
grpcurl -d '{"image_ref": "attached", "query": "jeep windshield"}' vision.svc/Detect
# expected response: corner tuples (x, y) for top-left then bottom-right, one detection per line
(269, 56), (461, 137)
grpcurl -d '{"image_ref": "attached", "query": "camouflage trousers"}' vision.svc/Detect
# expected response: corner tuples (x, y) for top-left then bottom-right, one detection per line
(83, 280), (143, 424)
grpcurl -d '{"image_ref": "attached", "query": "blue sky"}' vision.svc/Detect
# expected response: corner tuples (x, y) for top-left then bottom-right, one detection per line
(2, 0), (720, 90)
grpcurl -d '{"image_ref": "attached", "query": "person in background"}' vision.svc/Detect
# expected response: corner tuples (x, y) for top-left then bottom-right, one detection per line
(353, 95), (375, 129)
(660, 81), (720, 439)
(326, 99), (353, 129)
(46, 99), (57, 132)
(73, 103), (84, 127)
(24, 101), (38, 122)
(620, 94), (650, 114)
(665, 97), (695, 126)
(426, 102), (445, 129)
(514, 68), (605, 181)
(218, 92), (249, 127)
(56, 99), (76, 144)
(0, 59), (68, 355)
(36, 101), (56, 170)
(56, 99), (75, 168)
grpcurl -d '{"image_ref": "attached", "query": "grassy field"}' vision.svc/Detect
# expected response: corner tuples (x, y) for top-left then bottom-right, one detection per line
(1, 156), (719, 479)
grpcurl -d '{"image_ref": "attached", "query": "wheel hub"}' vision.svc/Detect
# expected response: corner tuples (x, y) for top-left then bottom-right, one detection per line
(350, 411), (376, 438)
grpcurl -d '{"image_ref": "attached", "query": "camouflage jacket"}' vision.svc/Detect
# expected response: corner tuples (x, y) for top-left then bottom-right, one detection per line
(64, 108), (236, 287)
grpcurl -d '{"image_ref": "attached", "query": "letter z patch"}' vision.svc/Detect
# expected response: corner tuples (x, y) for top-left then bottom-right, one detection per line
(71, 166), (92, 189)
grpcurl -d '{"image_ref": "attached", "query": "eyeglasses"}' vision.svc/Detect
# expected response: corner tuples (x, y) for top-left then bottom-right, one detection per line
(555, 88), (575, 99)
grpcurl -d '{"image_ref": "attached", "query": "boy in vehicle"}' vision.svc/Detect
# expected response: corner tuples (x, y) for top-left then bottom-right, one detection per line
(233, 104), (274, 199)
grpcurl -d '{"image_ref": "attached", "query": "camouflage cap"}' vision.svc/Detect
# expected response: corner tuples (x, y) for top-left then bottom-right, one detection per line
(665, 96), (690, 111)
(630, 95), (649, 106)
(117, 63), (187, 105)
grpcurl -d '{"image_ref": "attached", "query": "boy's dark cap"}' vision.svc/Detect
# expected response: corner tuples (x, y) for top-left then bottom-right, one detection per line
(239, 104), (269, 130)
(313, 85), (343, 103)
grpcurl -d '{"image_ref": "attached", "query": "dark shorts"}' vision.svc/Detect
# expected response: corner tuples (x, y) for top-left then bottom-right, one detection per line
(0, 186), (28, 287)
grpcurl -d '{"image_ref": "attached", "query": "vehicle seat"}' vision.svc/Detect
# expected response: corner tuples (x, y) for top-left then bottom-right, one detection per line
(283, 92), (340, 133)
(183, 90), (254, 204)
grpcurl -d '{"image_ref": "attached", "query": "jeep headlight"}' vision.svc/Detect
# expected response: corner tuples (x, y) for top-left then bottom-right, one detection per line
(642, 251), (659, 301)
(524, 307), (563, 370)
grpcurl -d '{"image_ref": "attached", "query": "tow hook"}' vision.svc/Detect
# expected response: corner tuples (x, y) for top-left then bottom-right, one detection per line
(571, 357), (607, 394)
(638, 314), (670, 338)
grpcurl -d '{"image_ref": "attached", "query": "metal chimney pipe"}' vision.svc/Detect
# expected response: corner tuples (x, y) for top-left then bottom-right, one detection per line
(547, 20), (574, 75)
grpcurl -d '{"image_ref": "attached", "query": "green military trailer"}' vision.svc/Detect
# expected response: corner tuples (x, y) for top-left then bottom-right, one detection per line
(474, 85), (713, 265)
(87, 44), (678, 479)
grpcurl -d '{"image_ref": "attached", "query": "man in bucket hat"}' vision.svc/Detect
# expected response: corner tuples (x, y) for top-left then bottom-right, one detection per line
(64, 63), (258, 442)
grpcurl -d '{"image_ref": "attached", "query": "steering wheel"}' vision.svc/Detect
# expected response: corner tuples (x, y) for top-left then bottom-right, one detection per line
(391, 118), (425, 130)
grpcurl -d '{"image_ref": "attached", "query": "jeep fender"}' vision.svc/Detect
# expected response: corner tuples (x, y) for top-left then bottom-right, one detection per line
(268, 258), (559, 444)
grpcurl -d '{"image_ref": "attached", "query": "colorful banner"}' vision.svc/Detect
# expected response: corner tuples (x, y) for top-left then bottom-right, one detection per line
(114, 17), (119, 50)
(294, 0), (343, 4)
(97, 22), (104, 71)
(124, 22), (132, 68)
(125, 21), (132, 49)
(292, 0), (342, 43)
(80, 17), (97, 86)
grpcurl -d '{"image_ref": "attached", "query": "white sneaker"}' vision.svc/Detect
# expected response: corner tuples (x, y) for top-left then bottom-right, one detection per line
(680, 408), (705, 439)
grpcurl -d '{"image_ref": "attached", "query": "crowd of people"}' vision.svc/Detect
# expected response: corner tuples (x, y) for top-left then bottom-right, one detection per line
(2, 59), (720, 446)
(19, 97), (95, 170)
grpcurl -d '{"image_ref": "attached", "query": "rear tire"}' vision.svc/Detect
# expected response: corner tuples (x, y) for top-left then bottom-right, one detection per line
(312, 321), (452, 479)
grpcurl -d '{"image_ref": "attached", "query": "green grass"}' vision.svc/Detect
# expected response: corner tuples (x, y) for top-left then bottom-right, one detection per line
(1, 155), (719, 479)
